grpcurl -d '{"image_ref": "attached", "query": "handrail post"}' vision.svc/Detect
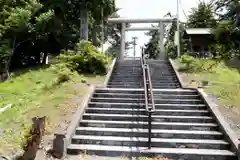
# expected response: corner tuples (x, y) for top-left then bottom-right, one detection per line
(148, 111), (152, 149)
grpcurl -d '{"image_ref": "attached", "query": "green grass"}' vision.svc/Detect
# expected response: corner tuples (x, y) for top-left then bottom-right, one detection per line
(0, 64), (105, 153)
(176, 58), (240, 108)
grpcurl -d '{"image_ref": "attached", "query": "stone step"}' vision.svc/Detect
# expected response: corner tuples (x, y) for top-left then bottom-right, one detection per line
(107, 84), (143, 88)
(108, 79), (179, 83)
(83, 113), (215, 123)
(75, 127), (223, 139)
(88, 102), (207, 110)
(85, 108), (209, 116)
(94, 89), (143, 94)
(95, 88), (198, 94)
(109, 77), (179, 82)
(107, 85), (180, 89)
(80, 120), (218, 131)
(109, 78), (143, 81)
(67, 144), (236, 159)
(151, 86), (180, 89)
(90, 97), (203, 104)
(71, 135), (229, 150)
(92, 93), (200, 99)
(110, 75), (143, 78)
(107, 82), (180, 86)
(113, 67), (141, 70)
(107, 82), (144, 88)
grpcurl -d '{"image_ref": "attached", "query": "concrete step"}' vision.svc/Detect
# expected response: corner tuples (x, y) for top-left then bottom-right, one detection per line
(107, 85), (142, 88)
(88, 102), (207, 110)
(75, 127), (223, 139)
(95, 88), (198, 94)
(85, 108), (209, 116)
(110, 75), (142, 77)
(90, 97), (203, 104)
(80, 120), (219, 131)
(94, 89), (143, 94)
(111, 72), (142, 74)
(83, 113), (215, 123)
(110, 73), (142, 76)
(109, 78), (143, 81)
(108, 79), (180, 84)
(107, 82), (144, 85)
(107, 82), (180, 87)
(67, 144), (236, 159)
(113, 68), (141, 70)
(92, 93), (200, 99)
(71, 135), (229, 150)
(108, 78), (179, 83)
(151, 85), (180, 89)
(105, 84), (144, 88)
(107, 84), (143, 88)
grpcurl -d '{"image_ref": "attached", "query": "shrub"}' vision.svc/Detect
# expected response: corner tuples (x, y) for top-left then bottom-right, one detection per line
(179, 55), (219, 73)
(180, 55), (195, 69)
(58, 41), (109, 74)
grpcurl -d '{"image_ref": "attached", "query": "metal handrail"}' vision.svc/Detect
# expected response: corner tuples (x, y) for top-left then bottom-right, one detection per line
(146, 65), (155, 112)
(140, 52), (155, 149)
(141, 56), (149, 112)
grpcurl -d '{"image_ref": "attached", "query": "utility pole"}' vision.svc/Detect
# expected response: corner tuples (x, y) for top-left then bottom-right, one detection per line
(132, 37), (138, 59)
(177, 0), (180, 57)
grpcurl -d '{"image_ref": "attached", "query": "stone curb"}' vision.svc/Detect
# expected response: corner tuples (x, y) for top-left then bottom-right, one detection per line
(168, 58), (184, 88)
(103, 58), (117, 87)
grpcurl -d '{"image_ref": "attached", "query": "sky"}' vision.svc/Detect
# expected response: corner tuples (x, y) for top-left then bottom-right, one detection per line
(107, 0), (210, 57)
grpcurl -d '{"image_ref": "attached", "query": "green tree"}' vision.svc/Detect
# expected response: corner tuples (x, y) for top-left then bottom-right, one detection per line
(212, 0), (240, 58)
(144, 26), (160, 59)
(187, 1), (216, 28)
(165, 20), (188, 58)
(0, 0), (117, 79)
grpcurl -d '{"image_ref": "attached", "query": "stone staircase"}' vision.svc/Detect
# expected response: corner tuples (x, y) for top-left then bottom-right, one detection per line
(147, 60), (181, 89)
(107, 60), (143, 88)
(67, 59), (238, 160)
(107, 59), (181, 89)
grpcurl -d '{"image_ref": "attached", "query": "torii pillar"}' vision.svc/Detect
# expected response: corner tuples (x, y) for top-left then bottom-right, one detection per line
(159, 21), (165, 59)
(120, 23), (126, 60)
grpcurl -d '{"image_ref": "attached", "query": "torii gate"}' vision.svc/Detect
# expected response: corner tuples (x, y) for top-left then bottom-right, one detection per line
(108, 18), (176, 60)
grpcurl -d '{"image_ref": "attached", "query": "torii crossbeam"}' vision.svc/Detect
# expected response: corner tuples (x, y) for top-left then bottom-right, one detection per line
(108, 17), (176, 60)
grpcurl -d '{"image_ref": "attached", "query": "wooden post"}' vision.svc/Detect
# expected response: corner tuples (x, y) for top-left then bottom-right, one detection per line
(21, 116), (46, 160)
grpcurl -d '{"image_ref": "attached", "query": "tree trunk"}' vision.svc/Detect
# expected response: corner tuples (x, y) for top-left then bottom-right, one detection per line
(92, 25), (98, 46)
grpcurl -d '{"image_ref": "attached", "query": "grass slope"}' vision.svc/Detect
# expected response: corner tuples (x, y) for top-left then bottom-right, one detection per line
(0, 65), (105, 153)
(176, 58), (240, 109)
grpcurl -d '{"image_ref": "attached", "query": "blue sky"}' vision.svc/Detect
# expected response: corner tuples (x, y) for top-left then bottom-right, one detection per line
(105, 0), (210, 56)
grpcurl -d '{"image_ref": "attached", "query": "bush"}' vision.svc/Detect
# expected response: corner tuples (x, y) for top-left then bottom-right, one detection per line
(179, 55), (219, 73)
(180, 55), (195, 69)
(58, 41), (109, 74)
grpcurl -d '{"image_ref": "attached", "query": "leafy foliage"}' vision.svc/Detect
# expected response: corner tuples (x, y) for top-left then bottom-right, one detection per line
(165, 21), (188, 59)
(57, 41), (109, 74)
(179, 55), (220, 73)
(211, 0), (240, 59)
(187, 1), (217, 28)
(144, 26), (160, 59)
(0, 0), (116, 79)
